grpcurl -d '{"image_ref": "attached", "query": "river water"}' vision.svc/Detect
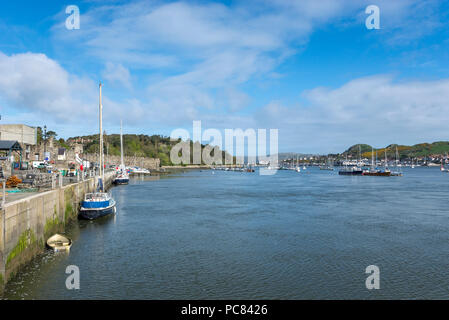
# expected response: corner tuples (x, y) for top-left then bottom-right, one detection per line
(2, 167), (449, 299)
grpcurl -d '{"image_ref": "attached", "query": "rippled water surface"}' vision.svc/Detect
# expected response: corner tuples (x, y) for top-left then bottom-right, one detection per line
(3, 167), (449, 299)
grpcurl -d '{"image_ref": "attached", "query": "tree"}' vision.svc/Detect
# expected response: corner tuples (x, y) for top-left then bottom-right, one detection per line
(47, 130), (57, 139)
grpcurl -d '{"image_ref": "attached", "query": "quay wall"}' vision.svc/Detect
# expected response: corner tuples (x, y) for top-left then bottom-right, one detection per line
(70, 154), (160, 170)
(0, 171), (115, 291)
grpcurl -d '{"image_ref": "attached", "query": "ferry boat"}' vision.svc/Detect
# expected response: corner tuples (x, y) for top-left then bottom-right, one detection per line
(79, 83), (117, 220)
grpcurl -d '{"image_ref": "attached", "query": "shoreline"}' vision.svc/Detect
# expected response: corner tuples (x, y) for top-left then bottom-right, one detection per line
(0, 171), (116, 292)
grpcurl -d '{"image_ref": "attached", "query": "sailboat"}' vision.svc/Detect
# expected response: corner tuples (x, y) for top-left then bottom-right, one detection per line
(296, 156), (301, 172)
(113, 120), (130, 185)
(390, 146), (403, 176)
(320, 157), (334, 170)
(362, 148), (390, 176)
(79, 83), (117, 220)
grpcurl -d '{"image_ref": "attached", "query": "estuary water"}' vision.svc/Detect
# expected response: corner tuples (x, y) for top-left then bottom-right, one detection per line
(3, 167), (449, 299)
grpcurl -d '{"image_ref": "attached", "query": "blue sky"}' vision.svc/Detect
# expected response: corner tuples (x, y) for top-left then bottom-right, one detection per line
(0, 0), (449, 153)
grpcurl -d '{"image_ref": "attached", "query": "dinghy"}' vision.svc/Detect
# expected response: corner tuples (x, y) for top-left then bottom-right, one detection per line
(47, 234), (72, 251)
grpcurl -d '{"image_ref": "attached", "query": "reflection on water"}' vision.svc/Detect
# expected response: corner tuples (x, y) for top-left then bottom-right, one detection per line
(2, 168), (449, 299)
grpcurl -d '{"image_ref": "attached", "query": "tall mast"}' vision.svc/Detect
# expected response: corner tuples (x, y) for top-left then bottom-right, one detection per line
(99, 82), (104, 190)
(120, 119), (124, 168)
(358, 144), (361, 166)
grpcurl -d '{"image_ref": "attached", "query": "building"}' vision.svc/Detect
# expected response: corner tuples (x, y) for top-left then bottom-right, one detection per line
(57, 148), (67, 161)
(0, 124), (37, 160)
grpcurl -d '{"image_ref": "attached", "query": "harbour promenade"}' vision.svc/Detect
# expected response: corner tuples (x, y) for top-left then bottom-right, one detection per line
(0, 171), (116, 291)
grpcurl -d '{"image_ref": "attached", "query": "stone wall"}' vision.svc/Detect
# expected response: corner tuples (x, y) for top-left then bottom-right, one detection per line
(101, 154), (160, 169)
(0, 171), (115, 291)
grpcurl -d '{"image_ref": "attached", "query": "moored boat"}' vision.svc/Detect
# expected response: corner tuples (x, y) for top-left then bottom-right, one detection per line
(113, 120), (129, 185)
(362, 170), (391, 176)
(47, 234), (72, 251)
(338, 166), (363, 175)
(79, 82), (117, 220)
(79, 192), (116, 220)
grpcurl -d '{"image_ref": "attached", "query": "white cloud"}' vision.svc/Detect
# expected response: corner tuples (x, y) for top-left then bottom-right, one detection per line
(102, 62), (131, 89)
(0, 52), (97, 121)
(254, 75), (449, 153)
(0, 0), (445, 150)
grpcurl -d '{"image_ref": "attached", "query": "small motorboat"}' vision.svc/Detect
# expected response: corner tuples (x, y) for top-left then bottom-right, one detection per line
(47, 234), (72, 251)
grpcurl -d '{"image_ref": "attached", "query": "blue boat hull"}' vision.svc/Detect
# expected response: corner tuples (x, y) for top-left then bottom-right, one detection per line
(79, 197), (116, 220)
(113, 178), (129, 185)
(79, 206), (115, 220)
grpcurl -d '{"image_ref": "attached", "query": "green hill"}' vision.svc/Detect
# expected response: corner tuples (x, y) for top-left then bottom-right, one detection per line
(66, 134), (232, 166)
(342, 142), (449, 159)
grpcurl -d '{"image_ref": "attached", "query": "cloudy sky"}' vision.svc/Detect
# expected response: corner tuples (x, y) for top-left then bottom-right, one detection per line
(0, 0), (448, 153)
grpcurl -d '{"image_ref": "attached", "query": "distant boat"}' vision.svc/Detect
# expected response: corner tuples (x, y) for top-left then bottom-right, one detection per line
(131, 167), (150, 174)
(113, 120), (129, 185)
(339, 150), (363, 175)
(320, 157), (334, 170)
(79, 83), (117, 220)
(362, 148), (391, 176)
(440, 154), (448, 172)
(47, 234), (72, 251)
(339, 166), (363, 175)
(390, 146), (403, 176)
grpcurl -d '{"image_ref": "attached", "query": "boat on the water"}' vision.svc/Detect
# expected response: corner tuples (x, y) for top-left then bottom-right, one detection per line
(79, 191), (116, 220)
(113, 120), (129, 185)
(130, 167), (150, 174)
(47, 234), (72, 251)
(390, 146), (403, 176)
(362, 169), (391, 176)
(362, 148), (391, 176)
(339, 145), (364, 175)
(320, 157), (334, 170)
(339, 166), (363, 175)
(79, 83), (117, 220)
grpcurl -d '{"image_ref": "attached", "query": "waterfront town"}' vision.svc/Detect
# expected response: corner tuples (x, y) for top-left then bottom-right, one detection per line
(2, 0), (449, 304)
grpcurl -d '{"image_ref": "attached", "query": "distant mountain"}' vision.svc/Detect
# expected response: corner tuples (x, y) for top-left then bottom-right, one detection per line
(342, 141), (449, 159)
